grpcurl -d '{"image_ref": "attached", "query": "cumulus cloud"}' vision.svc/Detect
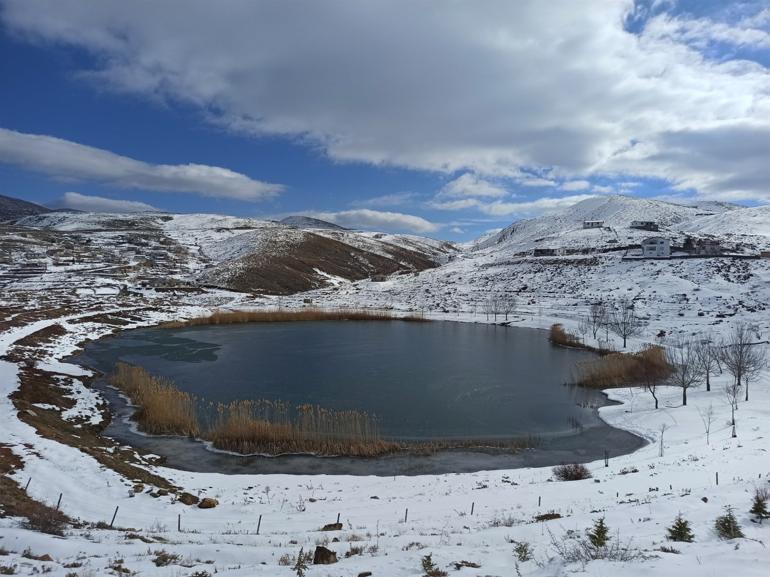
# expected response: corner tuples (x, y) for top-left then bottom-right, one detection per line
(438, 173), (508, 198)
(0, 128), (283, 201)
(309, 209), (439, 234)
(3, 1), (770, 200)
(59, 191), (159, 212)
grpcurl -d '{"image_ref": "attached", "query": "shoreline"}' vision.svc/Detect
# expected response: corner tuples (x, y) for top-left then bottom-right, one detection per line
(67, 316), (648, 476)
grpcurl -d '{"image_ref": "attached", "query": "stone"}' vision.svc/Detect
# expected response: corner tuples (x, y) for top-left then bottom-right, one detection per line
(321, 522), (343, 531)
(358, 572), (373, 577)
(178, 492), (199, 506)
(312, 546), (337, 565)
(198, 497), (219, 509)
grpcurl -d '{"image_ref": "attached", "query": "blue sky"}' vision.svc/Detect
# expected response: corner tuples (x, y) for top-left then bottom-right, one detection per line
(1, 0), (769, 240)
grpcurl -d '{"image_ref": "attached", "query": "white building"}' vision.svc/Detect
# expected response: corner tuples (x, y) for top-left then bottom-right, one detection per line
(641, 237), (671, 258)
(583, 220), (604, 229)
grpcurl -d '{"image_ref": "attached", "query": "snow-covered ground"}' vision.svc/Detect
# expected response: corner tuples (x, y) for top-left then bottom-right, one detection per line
(1, 195), (770, 575)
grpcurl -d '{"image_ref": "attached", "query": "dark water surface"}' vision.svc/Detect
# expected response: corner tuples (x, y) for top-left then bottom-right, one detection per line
(75, 321), (645, 475)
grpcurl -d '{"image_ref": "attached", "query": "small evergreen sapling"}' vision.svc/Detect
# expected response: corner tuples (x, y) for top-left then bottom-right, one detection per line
(587, 517), (610, 549)
(750, 488), (769, 523)
(666, 514), (694, 542)
(421, 553), (448, 577)
(714, 506), (744, 540)
(292, 548), (308, 577)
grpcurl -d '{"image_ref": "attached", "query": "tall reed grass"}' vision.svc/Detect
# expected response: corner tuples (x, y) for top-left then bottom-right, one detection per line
(162, 308), (426, 328)
(111, 363), (200, 437)
(111, 363), (399, 456)
(574, 345), (670, 388)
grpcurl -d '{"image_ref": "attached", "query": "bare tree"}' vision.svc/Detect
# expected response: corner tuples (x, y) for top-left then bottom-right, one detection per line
(665, 337), (705, 406)
(743, 341), (766, 402)
(500, 294), (517, 321)
(698, 404), (714, 445)
(482, 296), (496, 321)
(608, 298), (645, 348)
(695, 337), (721, 392)
(577, 314), (590, 343)
(587, 302), (608, 340)
(724, 378), (741, 438)
(638, 346), (667, 409)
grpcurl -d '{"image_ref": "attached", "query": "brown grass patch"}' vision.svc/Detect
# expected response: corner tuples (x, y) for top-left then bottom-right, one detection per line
(162, 308), (426, 328)
(111, 363), (400, 457)
(549, 324), (583, 348)
(574, 345), (670, 388)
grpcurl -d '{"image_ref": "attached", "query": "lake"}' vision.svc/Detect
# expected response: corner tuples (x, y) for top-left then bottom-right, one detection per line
(76, 320), (645, 474)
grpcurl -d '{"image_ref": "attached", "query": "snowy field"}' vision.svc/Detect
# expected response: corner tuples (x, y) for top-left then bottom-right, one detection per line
(1, 197), (770, 575)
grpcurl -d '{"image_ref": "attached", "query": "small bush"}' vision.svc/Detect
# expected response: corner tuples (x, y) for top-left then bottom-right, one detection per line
(549, 324), (582, 347)
(512, 540), (533, 562)
(666, 514), (694, 543)
(714, 507), (744, 540)
(152, 550), (181, 567)
(575, 345), (670, 388)
(750, 488), (769, 523)
(0, 566), (16, 575)
(421, 554), (448, 577)
(659, 545), (680, 554)
(553, 463), (592, 481)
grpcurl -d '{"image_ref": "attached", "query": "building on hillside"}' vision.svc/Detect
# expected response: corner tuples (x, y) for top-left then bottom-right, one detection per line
(533, 247), (559, 257)
(694, 239), (721, 256)
(583, 220), (604, 229)
(641, 237), (671, 258)
(371, 274), (388, 282)
(630, 220), (659, 231)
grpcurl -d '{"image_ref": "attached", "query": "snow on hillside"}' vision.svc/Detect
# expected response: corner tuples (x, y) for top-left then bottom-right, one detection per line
(476, 195), (714, 253)
(683, 205), (770, 240)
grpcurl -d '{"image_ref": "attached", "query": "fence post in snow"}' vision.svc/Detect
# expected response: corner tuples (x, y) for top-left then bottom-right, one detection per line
(404, 508), (408, 523)
(336, 512), (340, 524)
(716, 472), (719, 486)
(110, 506), (119, 528)
(24, 478), (31, 492)
(55, 493), (62, 511)
(604, 449), (609, 467)
(257, 514), (262, 535)
(177, 514), (181, 532)
(470, 502), (475, 516)
(538, 496), (541, 507)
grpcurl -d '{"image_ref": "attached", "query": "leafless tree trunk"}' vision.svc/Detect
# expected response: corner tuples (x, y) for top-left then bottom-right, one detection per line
(695, 337), (721, 392)
(577, 314), (590, 343)
(500, 294), (517, 321)
(724, 379), (740, 438)
(588, 302), (608, 340)
(609, 297), (644, 348)
(666, 337), (705, 406)
(698, 404), (714, 445)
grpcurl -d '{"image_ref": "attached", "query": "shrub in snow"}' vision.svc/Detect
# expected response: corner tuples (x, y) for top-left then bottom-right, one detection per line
(750, 488), (769, 523)
(714, 507), (744, 540)
(666, 514), (695, 542)
(512, 540), (533, 562)
(552, 463), (592, 481)
(421, 553), (448, 577)
(549, 518), (641, 565)
(292, 547), (309, 577)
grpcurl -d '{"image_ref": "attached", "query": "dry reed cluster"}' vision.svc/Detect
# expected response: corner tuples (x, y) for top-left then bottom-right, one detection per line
(110, 363), (398, 457)
(163, 308), (426, 328)
(574, 345), (670, 388)
(549, 324), (583, 348)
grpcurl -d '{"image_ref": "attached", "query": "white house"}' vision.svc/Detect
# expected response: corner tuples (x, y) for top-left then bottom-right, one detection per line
(583, 220), (604, 229)
(641, 237), (671, 258)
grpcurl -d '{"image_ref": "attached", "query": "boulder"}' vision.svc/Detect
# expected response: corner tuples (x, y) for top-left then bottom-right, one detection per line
(178, 492), (199, 506)
(198, 497), (219, 509)
(312, 546), (337, 565)
(321, 522), (343, 531)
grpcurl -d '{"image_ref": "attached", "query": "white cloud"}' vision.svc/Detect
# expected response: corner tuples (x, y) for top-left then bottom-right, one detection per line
(430, 194), (596, 217)
(0, 127), (283, 201)
(310, 209), (439, 234)
(438, 173), (508, 198)
(560, 180), (592, 191)
(59, 191), (159, 212)
(518, 177), (556, 188)
(4, 1), (770, 200)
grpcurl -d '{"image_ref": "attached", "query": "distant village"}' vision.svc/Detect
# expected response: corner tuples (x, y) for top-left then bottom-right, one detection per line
(531, 219), (770, 260)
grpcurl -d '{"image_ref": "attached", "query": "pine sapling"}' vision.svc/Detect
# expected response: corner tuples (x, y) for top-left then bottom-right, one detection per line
(587, 517), (610, 549)
(750, 488), (769, 523)
(292, 548), (308, 577)
(421, 553), (448, 577)
(666, 514), (694, 542)
(714, 506), (744, 540)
